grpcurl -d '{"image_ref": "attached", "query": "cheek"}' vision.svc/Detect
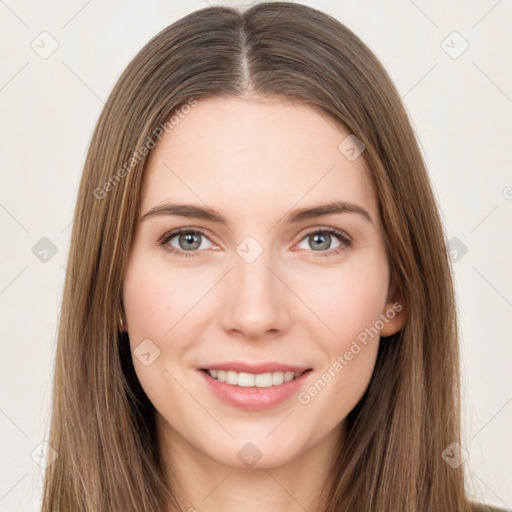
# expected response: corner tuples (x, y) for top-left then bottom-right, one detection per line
(122, 258), (195, 412)
(306, 259), (388, 411)
(293, 255), (388, 408)
(123, 268), (169, 339)
(301, 255), (390, 345)
(122, 254), (214, 383)
(123, 253), (203, 343)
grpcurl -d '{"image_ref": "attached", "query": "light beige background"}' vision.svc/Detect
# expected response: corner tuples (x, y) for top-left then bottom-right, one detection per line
(0, 0), (511, 510)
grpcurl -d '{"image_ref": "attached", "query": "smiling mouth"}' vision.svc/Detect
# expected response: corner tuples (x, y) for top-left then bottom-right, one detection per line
(201, 369), (311, 388)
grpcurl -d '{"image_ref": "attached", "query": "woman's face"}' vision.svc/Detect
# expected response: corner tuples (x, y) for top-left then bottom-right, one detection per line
(123, 95), (405, 470)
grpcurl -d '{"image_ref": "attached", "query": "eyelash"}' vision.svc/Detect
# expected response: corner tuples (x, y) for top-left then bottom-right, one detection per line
(157, 227), (352, 258)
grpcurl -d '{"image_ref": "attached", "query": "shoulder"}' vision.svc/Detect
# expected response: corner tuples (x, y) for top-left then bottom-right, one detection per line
(471, 502), (510, 512)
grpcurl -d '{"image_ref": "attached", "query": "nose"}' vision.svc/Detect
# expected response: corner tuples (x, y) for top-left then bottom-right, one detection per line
(219, 249), (291, 340)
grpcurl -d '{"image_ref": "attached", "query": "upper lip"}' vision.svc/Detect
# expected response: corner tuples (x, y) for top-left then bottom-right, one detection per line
(199, 362), (312, 374)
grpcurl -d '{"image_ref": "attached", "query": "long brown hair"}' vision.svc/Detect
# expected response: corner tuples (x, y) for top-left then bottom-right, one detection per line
(41, 2), (474, 510)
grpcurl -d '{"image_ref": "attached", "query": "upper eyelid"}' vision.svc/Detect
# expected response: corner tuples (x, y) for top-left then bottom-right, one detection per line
(297, 225), (351, 239)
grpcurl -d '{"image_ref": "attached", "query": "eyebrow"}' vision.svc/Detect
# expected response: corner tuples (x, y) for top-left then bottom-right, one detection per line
(140, 200), (374, 225)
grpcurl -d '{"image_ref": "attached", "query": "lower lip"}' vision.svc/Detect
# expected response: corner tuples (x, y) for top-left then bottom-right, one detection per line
(198, 369), (312, 411)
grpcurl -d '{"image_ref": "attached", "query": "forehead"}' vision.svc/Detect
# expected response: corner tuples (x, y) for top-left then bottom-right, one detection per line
(140, 96), (378, 225)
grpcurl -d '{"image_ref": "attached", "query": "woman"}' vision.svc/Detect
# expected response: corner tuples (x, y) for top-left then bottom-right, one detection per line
(40, 2), (506, 511)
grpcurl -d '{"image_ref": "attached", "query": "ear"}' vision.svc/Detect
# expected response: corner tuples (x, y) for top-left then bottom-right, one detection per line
(379, 278), (407, 337)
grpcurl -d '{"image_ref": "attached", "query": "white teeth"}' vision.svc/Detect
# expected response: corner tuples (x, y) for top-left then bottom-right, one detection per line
(272, 371), (284, 385)
(255, 373), (273, 387)
(285, 372), (295, 382)
(238, 372), (255, 387)
(207, 369), (304, 387)
(226, 370), (238, 385)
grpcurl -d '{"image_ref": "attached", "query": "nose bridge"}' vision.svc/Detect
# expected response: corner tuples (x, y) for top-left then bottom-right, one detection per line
(235, 248), (277, 299)
(220, 239), (289, 337)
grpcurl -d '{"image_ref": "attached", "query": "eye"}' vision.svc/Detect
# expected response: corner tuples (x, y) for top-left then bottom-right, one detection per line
(158, 228), (214, 257)
(295, 227), (352, 257)
(158, 226), (352, 258)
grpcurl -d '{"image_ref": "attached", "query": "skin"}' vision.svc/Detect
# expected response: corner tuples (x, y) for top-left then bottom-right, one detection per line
(122, 94), (407, 512)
